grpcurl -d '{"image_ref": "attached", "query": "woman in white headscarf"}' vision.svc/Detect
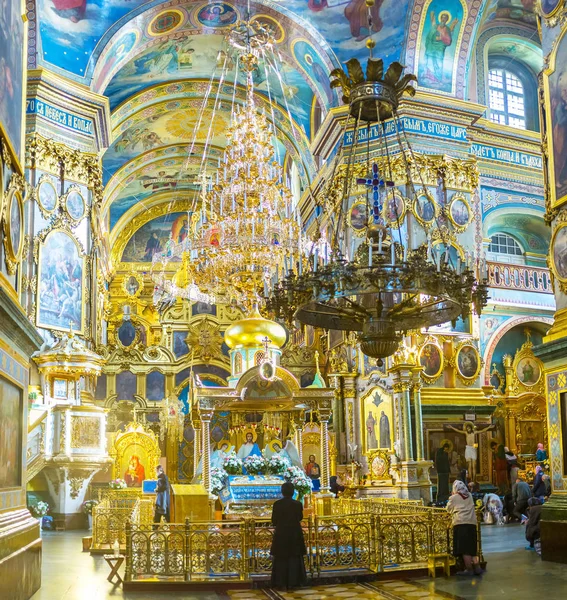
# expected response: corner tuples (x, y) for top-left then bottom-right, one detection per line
(446, 480), (482, 576)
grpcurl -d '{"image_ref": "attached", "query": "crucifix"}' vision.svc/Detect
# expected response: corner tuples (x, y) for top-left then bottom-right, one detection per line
(262, 336), (272, 356)
(356, 163), (394, 223)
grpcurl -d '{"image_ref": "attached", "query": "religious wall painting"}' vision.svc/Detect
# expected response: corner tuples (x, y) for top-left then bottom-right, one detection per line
(540, 0), (563, 17)
(197, 2), (238, 27)
(383, 190), (406, 228)
(95, 30), (139, 92)
(427, 428), (468, 478)
(37, 230), (85, 333)
(0, 375), (22, 489)
(551, 222), (567, 282)
(37, 177), (59, 215)
(516, 357), (541, 386)
(64, 188), (86, 222)
(291, 39), (334, 106)
(362, 387), (394, 453)
(148, 9), (184, 37)
(413, 189), (437, 225)
(0, 0), (25, 163)
(427, 314), (471, 336)
(122, 272), (144, 298)
(545, 30), (567, 208)
(123, 450), (146, 487)
(146, 371), (165, 401)
(518, 419), (544, 455)
(417, 0), (465, 95)
(121, 212), (189, 263)
(348, 199), (369, 236)
(116, 370), (137, 401)
(419, 340), (444, 383)
(454, 342), (482, 385)
(250, 14), (285, 44)
(3, 188), (24, 270)
(448, 194), (471, 229)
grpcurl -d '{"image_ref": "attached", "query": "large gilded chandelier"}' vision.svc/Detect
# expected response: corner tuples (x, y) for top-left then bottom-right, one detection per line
(265, 43), (488, 361)
(152, 22), (303, 310)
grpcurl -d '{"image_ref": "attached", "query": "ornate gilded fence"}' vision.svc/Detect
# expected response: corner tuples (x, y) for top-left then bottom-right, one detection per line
(92, 496), (153, 551)
(123, 507), (462, 582)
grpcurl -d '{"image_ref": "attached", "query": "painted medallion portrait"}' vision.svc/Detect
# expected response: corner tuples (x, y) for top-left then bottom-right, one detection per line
(419, 343), (443, 378)
(9, 191), (22, 260)
(349, 200), (369, 233)
(516, 357), (541, 386)
(37, 231), (84, 332)
(384, 191), (406, 226)
(38, 179), (58, 213)
(449, 197), (471, 227)
(414, 192), (436, 224)
(197, 3), (238, 27)
(66, 190), (86, 221)
(552, 224), (567, 280)
(456, 344), (479, 379)
(540, 0), (563, 16)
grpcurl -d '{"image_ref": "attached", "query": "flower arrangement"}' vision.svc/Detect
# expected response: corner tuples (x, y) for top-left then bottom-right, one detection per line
(244, 454), (267, 475)
(30, 501), (50, 518)
(109, 478), (127, 490)
(283, 466), (313, 499)
(82, 500), (99, 515)
(223, 452), (243, 475)
(210, 467), (228, 495)
(266, 453), (290, 475)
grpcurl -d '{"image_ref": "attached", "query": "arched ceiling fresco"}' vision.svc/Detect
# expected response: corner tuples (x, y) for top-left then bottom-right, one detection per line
(32, 0), (541, 244)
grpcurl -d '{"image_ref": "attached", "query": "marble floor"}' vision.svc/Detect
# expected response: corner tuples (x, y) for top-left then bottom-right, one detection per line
(29, 524), (566, 600)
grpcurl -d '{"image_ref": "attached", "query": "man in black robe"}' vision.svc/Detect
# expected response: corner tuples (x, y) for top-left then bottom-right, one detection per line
(270, 482), (306, 590)
(435, 442), (451, 502)
(153, 465), (170, 528)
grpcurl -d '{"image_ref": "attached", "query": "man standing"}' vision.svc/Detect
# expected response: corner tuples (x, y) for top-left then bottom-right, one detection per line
(435, 442), (451, 502)
(512, 477), (531, 521)
(153, 465), (171, 528)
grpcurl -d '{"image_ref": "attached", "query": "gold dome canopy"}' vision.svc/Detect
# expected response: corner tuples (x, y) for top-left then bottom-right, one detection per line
(224, 305), (287, 349)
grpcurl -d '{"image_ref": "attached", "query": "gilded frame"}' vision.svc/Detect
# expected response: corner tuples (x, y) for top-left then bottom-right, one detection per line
(539, 0), (564, 18)
(452, 341), (482, 385)
(36, 229), (86, 334)
(418, 338), (444, 384)
(347, 198), (371, 237)
(63, 186), (86, 223)
(543, 28), (567, 209)
(360, 386), (395, 454)
(447, 193), (472, 231)
(122, 271), (144, 298)
(382, 189), (407, 229)
(367, 449), (391, 482)
(412, 188), (437, 226)
(36, 175), (59, 216)
(3, 187), (24, 271)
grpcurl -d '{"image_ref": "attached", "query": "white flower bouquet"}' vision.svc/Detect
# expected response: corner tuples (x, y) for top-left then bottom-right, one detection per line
(266, 453), (290, 475)
(284, 466), (313, 498)
(30, 501), (50, 518)
(109, 478), (127, 490)
(223, 452), (243, 475)
(210, 467), (228, 495)
(244, 454), (267, 475)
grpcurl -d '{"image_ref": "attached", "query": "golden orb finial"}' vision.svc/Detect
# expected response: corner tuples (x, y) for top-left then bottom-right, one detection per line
(366, 0), (376, 6)
(366, 39), (376, 50)
(224, 304), (287, 350)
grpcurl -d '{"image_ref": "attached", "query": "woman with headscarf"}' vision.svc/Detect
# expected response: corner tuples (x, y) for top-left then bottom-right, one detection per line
(535, 443), (548, 462)
(532, 465), (546, 501)
(495, 444), (509, 494)
(525, 497), (543, 552)
(505, 447), (519, 484)
(446, 480), (482, 576)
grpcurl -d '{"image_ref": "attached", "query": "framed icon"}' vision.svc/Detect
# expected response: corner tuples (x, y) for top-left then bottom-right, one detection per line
(419, 340), (444, 384)
(37, 177), (58, 214)
(453, 342), (482, 385)
(448, 194), (472, 230)
(64, 188), (86, 222)
(348, 199), (370, 236)
(383, 189), (406, 228)
(3, 188), (24, 271)
(413, 190), (437, 225)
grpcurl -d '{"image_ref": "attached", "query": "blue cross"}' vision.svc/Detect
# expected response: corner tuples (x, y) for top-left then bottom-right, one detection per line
(356, 164), (393, 223)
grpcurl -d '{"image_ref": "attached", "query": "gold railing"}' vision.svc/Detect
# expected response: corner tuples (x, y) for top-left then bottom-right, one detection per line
(92, 496), (152, 551)
(123, 506), (465, 582)
(327, 497), (428, 516)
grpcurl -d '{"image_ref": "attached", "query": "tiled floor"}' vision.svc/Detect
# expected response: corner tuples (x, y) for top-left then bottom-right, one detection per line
(29, 524), (566, 600)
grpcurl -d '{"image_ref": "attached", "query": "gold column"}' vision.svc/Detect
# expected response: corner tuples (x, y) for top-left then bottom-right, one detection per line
(411, 366), (424, 462)
(193, 420), (202, 480)
(200, 408), (213, 492)
(319, 406), (332, 493)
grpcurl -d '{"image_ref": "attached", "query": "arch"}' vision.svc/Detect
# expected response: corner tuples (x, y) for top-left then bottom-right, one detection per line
(482, 316), (553, 384)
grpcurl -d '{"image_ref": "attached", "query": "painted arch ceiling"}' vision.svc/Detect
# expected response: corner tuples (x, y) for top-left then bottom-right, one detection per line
(32, 0), (539, 244)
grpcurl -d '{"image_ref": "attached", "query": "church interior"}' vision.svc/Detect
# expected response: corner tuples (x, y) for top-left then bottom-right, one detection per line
(2, 0), (567, 598)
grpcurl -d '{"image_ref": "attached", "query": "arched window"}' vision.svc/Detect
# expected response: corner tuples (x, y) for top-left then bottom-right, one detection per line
(488, 234), (523, 256)
(488, 69), (526, 129)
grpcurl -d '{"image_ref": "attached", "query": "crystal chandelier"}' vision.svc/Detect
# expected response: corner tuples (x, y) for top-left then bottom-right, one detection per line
(151, 23), (304, 311)
(265, 48), (488, 361)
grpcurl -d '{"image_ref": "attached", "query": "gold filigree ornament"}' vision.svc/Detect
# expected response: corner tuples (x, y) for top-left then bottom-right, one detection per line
(185, 316), (225, 364)
(367, 449), (391, 482)
(3, 185), (24, 275)
(550, 210), (567, 294)
(450, 340), (483, 386)
(417, 337), (444, 384)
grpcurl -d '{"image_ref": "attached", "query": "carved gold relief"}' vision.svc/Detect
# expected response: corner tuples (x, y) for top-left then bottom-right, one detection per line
(71, 416), (101, 449)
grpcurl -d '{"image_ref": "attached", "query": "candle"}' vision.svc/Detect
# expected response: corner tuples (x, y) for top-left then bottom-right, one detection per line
(391, 241), (395, 265)
(368, 242), (373, 267)
(314, 249), (318, 272)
